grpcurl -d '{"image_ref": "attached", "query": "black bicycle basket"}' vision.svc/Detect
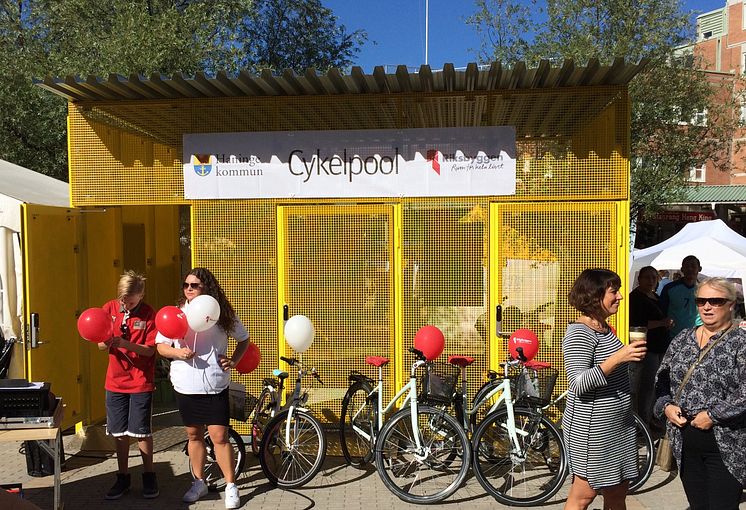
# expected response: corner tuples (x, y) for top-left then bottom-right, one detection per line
(419, 361), (460, 405)
(514, 366), (558, 406)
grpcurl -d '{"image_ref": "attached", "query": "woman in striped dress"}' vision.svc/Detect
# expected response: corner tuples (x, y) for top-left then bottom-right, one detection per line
(562, 269), (648, 510)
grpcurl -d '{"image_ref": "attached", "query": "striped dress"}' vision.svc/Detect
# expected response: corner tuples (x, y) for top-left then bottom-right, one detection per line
(562, 322), (638, 489)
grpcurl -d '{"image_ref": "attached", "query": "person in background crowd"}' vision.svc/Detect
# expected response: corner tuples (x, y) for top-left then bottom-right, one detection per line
(562, 269), (646, 510)
(656, 269), (672, 296)
(99, 271), (159, 500)
(660, 255), (702, 339)
(156, 268), (251, 510)
(629, 266), (673, 436)
(654, 277), (746, 509)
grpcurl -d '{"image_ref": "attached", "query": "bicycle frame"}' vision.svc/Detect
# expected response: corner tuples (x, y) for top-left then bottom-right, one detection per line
(456, 359), (525, 433)
(350, 358), (429, 452)
(282, 357), (318, 448)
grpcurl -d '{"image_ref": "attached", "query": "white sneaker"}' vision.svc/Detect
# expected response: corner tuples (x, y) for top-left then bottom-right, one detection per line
(183, 479), (208, 503)
(224, 483), (240, 509)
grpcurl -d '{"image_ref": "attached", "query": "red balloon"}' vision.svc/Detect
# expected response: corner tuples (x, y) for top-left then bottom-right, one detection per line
(414, 325), (445, 361)
(235, 342), (261, 374)
(508, 328), (539, 361)
(77, 308), (113, 343)
(156, 306), (188, 339)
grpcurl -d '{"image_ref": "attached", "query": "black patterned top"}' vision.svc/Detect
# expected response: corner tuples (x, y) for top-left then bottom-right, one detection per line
(653, 326), (746, 484)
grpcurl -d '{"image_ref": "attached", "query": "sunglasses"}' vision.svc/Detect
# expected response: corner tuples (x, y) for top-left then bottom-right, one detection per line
(694, 297), (730, 307)
(120, 322), (129, 338)
(182, 282), (202, 290)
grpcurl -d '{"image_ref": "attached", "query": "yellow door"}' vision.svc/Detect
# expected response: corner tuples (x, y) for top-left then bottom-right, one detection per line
(277, 204), (395, 422)
(489, 201), (627, 393)
(22, 204), (83, 430)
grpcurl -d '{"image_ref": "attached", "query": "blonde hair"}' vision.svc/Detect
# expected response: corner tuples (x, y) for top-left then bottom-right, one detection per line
(117, 270), (146, 300)
(696, 277), (737, 302)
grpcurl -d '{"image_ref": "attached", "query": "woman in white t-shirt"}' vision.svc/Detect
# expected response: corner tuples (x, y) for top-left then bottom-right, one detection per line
(156, 268), (250, 509)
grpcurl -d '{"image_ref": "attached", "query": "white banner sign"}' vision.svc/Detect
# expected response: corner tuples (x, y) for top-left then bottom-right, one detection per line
(183, 127), (516, 199)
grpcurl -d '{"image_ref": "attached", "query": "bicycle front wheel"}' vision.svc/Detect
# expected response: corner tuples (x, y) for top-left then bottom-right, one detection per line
(472, 407), (566, 506)
(339, 380), (376, 467)
(629, 413), (654, 493)
(251, 387), (275, 456)
(189, 427), (246, 490)
(374, 405), (471, 504)
(259, 408), (327, 488)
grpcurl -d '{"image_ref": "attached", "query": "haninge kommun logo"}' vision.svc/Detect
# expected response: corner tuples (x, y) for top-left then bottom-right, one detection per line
(192, 154), (215, 176)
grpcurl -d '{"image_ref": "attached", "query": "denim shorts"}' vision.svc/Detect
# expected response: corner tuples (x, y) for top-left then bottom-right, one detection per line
(106, 390), (153, 438)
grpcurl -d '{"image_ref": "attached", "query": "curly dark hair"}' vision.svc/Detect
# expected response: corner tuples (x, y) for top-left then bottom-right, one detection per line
(178, 267), (238, 333)
(568, 268), (622, 324)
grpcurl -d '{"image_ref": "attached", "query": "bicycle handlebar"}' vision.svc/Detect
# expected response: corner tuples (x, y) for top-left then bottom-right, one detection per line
(408, 347), (427, 361)
(280, 356), (297, 366)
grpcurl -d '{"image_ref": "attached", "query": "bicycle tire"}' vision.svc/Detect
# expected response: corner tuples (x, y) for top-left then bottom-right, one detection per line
(472, 407), (566, 506)
(374, 405), (471, 504)
(259, 408), (327, 488)
(339, 380), (376, 467)
(629, 413), (654, 493)
(189, 427), (246, 490)
(251, 387), (275, 456)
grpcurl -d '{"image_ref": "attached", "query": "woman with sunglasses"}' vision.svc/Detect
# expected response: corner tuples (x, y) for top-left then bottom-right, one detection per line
(98, 271), (159, 500)
(156, 268), (251, 509)
(654, 277), (746, 509)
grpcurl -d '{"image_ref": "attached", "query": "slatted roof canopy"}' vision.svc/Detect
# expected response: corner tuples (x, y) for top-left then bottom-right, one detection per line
(36, 58), (646, 101)
(36, 59), (645, 150)
(670, 185), (746, 205)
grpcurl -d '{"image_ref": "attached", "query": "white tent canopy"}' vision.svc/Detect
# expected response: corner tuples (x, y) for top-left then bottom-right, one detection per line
(0, 159), (69, 346)
(631, 219), (746, 283)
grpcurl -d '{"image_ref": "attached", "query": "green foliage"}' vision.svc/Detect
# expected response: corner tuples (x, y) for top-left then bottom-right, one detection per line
(0, 0), (365, 180)
(468, 0), (741, 226)
(237, 0), (366, 73)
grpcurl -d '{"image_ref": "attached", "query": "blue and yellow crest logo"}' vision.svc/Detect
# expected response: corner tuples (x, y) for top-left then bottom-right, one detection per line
(192, 154), (213, 176)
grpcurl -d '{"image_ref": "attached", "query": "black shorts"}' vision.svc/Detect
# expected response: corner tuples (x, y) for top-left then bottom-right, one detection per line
(175, 388), (230, 426)
(106, 390), (153, 438)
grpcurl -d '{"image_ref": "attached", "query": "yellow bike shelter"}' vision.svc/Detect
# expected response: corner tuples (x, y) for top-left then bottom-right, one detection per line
(36, 60), (643, 429)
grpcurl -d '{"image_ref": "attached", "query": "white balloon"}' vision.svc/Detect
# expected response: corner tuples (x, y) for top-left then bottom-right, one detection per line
(285, 315), (315, 353)
(186, 295), (221, 332)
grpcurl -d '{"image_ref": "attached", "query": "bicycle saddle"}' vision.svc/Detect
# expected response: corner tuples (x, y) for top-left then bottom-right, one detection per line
(272, 369), (289, 379)
(447, 355), (475, 367)
(365, 356), (389, 367)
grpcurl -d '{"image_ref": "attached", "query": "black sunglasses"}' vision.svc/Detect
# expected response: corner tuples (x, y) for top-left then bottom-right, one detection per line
(694, 297), (730, 307)
(182, 282), (202, 290)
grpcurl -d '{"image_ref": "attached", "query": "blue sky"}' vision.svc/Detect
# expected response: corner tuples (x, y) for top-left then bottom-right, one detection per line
(325, 0), (727, 72)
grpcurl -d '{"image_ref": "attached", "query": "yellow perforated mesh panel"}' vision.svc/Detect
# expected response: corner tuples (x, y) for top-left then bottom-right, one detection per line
(191, 200), (278, 433)
(281, 205), (395, 421)
(401, 199), (490, 403)
(66, 87), (628, 206)
(491, 202), (624, 402)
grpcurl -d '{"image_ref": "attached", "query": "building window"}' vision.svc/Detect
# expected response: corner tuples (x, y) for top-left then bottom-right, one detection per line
(691, 109), (708, 126)
(688, 164), (706, 183)
(741, 101), (746, 125)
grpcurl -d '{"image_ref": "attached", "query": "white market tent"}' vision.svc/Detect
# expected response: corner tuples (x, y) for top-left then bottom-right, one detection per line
(631, 219), (746, 284)
(0, 158), (69, 350)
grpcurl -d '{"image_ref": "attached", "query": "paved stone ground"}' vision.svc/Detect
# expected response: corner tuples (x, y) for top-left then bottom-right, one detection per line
(2, 417), (745, 510)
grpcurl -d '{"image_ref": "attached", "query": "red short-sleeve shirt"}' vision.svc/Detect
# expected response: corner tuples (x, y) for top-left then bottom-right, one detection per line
(102, 300), (157, 393)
